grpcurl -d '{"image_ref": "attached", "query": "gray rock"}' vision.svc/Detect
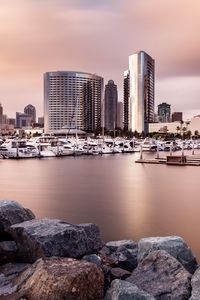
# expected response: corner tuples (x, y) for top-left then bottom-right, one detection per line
(9, 218), (103, 262)
(0, 200), (35, 238)
(110, 267), (131, 280)
(82, 254), (102, 267)
(104, 279), (156, 300)
(189, 267), (200, 300)
(110, 244), (138, 271)
(127, 250), (191, 300)
(0, 241), (18, 264)
(0, 263), (30, 299)
(138, 236), (197, 273)
(106, 240), (136, 252)
(16, 257), (104, 300)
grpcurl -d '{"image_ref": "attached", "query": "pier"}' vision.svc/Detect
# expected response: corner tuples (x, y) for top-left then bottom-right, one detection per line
(136, 145), (200, 166)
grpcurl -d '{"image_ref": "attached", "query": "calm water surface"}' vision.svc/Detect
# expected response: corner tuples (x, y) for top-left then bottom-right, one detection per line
(0, 152), (200, 259)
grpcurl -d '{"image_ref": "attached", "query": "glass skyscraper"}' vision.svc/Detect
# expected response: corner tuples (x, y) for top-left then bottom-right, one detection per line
(124, 51), (155, 133)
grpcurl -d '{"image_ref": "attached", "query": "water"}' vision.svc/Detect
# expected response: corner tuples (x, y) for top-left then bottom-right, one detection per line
(1, 152), (200, 260)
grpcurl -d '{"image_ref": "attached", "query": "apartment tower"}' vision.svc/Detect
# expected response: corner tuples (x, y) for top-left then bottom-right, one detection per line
(44, 71), (103, 133)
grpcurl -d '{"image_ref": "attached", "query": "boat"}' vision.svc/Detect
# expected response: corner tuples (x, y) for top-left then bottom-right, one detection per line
(0, 139), (39, 159)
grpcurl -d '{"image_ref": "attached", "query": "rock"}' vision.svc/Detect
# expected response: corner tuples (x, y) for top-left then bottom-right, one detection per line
(9, 218), (103, 262)
(16, 257), (104, 300)
(110, 245), (138, 271)
(0, 263), (30, 299)
(82, 254), (102, 267)
(126, 250), (191, 300)
(106, 240), (137, 252)
(0, 200), (35, 239)
(0, 241), (18, 264)
(104, 279), (156, 300)
(189, 267), (200, 300)
(138, 236), (197, 274)
(110, 267), (131, 280)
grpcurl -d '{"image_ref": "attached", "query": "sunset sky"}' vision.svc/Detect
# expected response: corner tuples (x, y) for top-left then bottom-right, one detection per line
(0, 0), (200, 120)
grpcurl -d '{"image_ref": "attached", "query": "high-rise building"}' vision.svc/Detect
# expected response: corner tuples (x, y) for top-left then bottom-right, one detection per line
(172, 112), (183, 122)
(117, 101), (123, 129)
(104, 80), (118, 131)
(44, 71), (103, 133)
(158, 102), (171, 122)
(0, 103), (3, 125)
(38, 116), (44, 127)
(24, 104), (36, 124)
(124, 50), (155, 133)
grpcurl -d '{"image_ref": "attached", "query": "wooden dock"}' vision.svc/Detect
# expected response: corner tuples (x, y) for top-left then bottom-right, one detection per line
(136, 155), (200, 166)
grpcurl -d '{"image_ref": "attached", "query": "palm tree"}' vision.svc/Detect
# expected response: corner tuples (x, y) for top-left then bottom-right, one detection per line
(176, 126), (180, 135)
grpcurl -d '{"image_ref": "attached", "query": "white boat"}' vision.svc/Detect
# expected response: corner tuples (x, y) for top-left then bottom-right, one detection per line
(0, 139), (39, 158)
(59, 143), (74, 156)
(140, 138), (157, 151)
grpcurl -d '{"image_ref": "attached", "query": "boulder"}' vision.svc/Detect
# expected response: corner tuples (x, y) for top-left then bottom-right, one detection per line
(110, 245), (138, 271)
(138, 236), (197, 273)
(0, 263), (30, 299)
(110, 267), (131, 280)
(16, 257), (104, 300)
(126, 250), (191, 300)
(104, 279), (156, 300)
(106, 240), (137, 252)
(82, 254), (102, 267)
(9, 218), (103, 262)
(0, 200), (35, 238)
(0, 241), (17, 264)
(189, 267), (200, 300)
(100, 240), (138, 272)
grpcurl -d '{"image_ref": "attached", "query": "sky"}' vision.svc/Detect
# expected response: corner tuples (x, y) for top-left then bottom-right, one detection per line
(0, 0), (200, 120)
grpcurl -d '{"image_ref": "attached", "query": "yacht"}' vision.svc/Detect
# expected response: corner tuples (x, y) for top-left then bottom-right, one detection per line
(0, 139), (39, 159)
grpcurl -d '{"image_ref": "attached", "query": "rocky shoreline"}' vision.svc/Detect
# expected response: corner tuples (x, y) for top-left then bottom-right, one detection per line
(0, 200), (200, 299)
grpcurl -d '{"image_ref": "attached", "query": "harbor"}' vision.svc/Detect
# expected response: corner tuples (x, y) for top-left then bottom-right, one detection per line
(1, 135), (200, 161)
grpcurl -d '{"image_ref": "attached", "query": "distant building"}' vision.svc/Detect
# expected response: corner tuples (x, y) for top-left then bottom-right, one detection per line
(2, 115), (7, 125)
(149, 122), (181, 134)
(124, 50), (155, 133)
(44, 71), (103, 133)
(16, 112), (33, 128)
(104, 80), (118, 131)
(172, 112), (183, 122)
(0, 104), (3, 125)
(24, 104), (36, 124)
(38, 116), (44, 127)
(7, 118), (16, 126)
(158, 102), (171, 122)
(117, 101), (123, 129)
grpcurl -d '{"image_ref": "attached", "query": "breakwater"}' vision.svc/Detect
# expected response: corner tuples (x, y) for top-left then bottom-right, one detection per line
(0, 200), (200, 299)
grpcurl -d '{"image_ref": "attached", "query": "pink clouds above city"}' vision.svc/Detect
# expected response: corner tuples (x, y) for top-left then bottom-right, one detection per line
(0, 0), (200, 119)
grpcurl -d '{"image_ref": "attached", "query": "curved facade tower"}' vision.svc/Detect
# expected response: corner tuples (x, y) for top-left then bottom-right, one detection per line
(124, 51), (155, 133)
(44, 71), (103, 133)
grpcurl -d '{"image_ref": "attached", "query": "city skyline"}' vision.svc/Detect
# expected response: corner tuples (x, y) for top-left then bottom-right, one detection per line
(0, 0), (200, 119)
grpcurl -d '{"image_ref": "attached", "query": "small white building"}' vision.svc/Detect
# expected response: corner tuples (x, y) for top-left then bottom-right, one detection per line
(149, 122), (181, 134)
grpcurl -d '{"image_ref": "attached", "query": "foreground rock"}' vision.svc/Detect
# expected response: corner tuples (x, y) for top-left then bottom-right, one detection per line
(102, 240), (138, 272)
(0, 241), (17, 264)
(127, 250), (191, 300)
(16, 257), (104, 300)
(0, 200), (35, 238)
(189, 267), (200, 300)
(0, 263), (30, 299)
(138, 236), (197, 273)
(104, 279), (156, 300)
(9, 218), (103, 262)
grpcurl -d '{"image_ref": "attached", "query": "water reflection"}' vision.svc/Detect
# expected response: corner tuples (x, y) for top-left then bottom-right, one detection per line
(0, 153), (200, 259)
